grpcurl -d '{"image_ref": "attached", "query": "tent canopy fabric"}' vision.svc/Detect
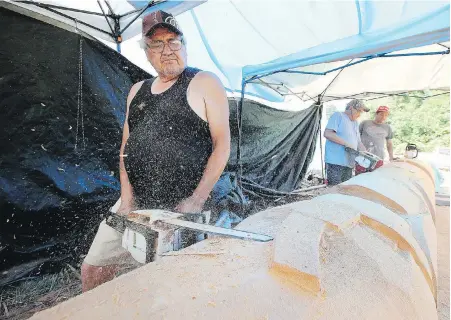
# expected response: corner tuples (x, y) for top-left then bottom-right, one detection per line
(243, 3), (450, 78)
(4, 0), (449, 105)
(250, 42), (450, 103)
(2, 0), (205, 42)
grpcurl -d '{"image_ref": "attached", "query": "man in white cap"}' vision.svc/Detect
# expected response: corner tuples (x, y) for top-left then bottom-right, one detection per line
(324, 99), (368, 185)
(359, 105), (394, 161)
(81, 10), (230, 291)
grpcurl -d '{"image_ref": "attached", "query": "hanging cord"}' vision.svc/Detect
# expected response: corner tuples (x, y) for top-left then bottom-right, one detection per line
(75, 35), (86, 152)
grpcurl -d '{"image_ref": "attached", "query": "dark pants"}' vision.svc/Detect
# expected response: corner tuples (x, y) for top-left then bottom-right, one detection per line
(326, 163), (353, 186)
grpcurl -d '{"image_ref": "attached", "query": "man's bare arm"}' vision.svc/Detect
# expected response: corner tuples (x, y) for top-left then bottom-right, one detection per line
(358, 141), (366, 152)
(117, 81), (144, 214)
(176, 72), (230, 213)
(387, 139), (394, 161)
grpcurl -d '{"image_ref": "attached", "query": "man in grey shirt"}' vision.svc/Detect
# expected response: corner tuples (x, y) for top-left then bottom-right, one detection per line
(359, 105), (394, 161)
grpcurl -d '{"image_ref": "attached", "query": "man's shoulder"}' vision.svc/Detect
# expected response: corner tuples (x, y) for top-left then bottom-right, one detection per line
(330, 111), (343, 119)
(185, 67), (221, 83)
(383, 122), (393, 133)
(127, 80), (148, 106)
(192, 70), (222, 82)
(190, 70), (225, 93)
(359, 120), (374, 129)
(326, 112), (343, 125)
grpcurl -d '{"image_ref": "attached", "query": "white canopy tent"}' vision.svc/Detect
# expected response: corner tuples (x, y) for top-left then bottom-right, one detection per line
(1, 0), (205, 46)
(3, 0), (449, 108)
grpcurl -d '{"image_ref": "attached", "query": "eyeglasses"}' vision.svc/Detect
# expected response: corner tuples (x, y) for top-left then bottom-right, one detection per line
(145, 38), (183, 53)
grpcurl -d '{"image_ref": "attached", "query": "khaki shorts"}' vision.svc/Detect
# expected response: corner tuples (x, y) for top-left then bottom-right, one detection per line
(83, 219), (141, 267)
(83, 198), (140, 267)
(84, 199), (210, 267)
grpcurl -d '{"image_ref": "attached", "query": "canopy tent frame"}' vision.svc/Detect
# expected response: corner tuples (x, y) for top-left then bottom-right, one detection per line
(318, 89), (451, 103)
(13, 0), (157, 51)
(245, 48), (450, 95)
(236, 46), (450, 193)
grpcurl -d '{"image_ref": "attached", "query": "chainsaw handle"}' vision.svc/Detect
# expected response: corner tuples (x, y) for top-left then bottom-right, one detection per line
(344, 146), (359, 156)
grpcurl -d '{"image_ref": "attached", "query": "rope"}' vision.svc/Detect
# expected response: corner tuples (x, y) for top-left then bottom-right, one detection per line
(75, 35), (86, 152)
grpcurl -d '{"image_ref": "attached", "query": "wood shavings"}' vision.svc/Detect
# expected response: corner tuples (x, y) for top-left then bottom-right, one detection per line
(3, 302), (9, 317)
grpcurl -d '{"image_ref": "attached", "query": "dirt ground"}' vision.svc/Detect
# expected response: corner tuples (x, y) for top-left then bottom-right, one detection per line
(0, 267), (81, 320)
(437, 204), (450, 320)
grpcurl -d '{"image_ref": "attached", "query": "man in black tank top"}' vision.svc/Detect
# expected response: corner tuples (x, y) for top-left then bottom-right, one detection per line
(81, 10), (231, 291)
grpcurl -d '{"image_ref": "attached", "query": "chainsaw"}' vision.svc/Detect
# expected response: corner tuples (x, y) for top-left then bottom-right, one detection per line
(345, 147), (384, 175)
(105, 209), (273, 264)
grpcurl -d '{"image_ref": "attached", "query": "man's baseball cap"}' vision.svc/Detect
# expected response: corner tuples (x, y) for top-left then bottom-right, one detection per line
(346, 99), (370, 112)
(376, 106), (390, 113)
(142, 10), (183, 37)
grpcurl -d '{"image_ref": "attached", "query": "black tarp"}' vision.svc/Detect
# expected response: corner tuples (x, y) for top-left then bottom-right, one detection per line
(0, 8), (150, 282)
(0, 7), (321, 284)
(229, 99), (322, 193)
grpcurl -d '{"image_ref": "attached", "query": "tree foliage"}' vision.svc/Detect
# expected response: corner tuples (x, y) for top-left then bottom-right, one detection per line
(360, 91), (450, 154)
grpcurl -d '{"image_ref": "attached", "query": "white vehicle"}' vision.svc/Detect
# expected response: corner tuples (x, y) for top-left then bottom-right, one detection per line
(434, 147), (450, 171)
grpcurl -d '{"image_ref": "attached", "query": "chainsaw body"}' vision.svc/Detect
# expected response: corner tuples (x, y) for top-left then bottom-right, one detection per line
(345, 147), (384, 175)
(106, 209), (272, 264)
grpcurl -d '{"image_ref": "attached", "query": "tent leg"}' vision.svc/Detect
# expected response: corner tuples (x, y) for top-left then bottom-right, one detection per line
(237, 80), (246, 187)
(236, 80), (247, 215)
(317, 98), (325, 183)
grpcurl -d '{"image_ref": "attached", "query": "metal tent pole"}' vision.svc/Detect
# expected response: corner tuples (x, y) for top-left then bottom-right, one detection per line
(317, 97), (325, 183)
(236, 80), (247, 187)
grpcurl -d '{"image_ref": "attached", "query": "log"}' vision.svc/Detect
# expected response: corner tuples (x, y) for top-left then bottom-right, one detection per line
(30, 160), (438, 320)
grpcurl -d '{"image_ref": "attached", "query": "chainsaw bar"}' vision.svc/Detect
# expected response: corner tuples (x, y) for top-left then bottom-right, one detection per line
(123, 210), (273, 242)
(158, 218), (273, 242)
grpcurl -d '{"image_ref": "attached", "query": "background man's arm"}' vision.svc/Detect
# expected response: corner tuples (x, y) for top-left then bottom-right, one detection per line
(176, 72), (230, 213)
(324, 129), (354, 149)
(117, 81), (144, 214)
(387, 139), (394, 161)
(357, 133), (366, 152)
(357, 121), (366, 151)
(386, 125), (395, 161)
(357, 141), (366, 151)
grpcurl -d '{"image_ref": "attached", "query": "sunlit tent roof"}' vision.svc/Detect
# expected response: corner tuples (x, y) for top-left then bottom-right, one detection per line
(4, 0), (449, 105)
(244, 42), (450, 104)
